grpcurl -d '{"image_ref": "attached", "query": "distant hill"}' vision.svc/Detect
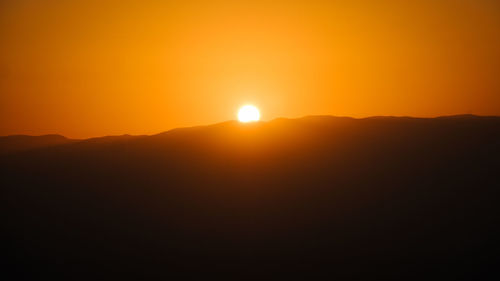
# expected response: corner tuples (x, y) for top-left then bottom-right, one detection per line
(2, 115), (500, 279)
(0, 134), (74, 154)
(0, 134), (149, 155)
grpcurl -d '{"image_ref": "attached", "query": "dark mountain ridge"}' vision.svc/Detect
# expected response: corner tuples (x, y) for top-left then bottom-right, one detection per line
(2, 115), (499, 279)
(0, 134), (74, 154)
(2, 114), (496, 155)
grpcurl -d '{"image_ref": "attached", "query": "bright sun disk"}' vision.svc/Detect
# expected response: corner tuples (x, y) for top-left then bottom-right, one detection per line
(238, 105), (260, 123)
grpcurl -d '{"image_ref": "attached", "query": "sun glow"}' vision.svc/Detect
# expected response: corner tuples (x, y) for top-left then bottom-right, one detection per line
(238, 105), (260, 123)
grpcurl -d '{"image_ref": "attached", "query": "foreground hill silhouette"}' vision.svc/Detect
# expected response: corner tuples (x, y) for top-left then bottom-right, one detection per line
(2, 115), (500, 279)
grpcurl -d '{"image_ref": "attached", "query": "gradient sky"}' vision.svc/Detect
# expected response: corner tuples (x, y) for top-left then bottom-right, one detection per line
(1, 0), (499, 138)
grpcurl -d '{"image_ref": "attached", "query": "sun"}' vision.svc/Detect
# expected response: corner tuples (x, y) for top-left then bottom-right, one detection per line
(238, 105), (260, 123)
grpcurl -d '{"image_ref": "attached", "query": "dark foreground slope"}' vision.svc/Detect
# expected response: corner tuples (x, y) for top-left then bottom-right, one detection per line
(2, 115), (500, 279)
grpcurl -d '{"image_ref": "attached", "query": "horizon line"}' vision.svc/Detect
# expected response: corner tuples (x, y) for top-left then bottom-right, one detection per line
(1, 113), (498, 140)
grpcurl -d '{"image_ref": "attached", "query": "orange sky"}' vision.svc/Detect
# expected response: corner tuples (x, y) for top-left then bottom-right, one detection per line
(1, 0), (499, 138)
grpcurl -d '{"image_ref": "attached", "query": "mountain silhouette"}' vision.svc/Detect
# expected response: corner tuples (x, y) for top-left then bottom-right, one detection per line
(0, 134), (74, 154)
(2, 115), (500, 279)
